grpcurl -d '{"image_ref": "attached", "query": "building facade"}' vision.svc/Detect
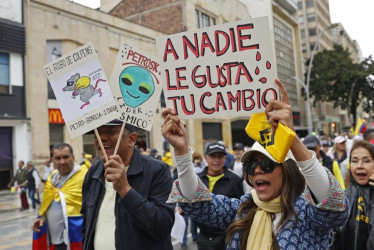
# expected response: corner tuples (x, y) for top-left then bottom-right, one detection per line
(0, 0), (30, 189)
(297, 0), (363, 135)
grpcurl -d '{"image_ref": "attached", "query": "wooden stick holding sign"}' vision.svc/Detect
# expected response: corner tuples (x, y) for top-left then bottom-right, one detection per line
(94, 128), (109, 162)
(114, 122), (126, 155)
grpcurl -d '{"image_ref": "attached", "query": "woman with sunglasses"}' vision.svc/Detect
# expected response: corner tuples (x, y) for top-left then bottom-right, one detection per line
(332, 140), (374, 250)
(162, 79), (348, 249)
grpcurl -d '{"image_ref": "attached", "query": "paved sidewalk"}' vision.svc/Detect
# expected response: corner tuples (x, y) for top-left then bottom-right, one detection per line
(0, 190), (37, 249)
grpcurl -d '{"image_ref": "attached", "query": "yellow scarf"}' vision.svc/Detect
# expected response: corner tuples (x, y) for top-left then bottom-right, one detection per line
(39, 166), (87, 217)
(246, 189), (281, 250)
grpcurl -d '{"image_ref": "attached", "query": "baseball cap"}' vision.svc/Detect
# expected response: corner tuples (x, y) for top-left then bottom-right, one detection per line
(303, 135), (320, 149)
(205, 142), (226, 155)
(334, 136), (346, 144)
(233, 142), (245, 151)
(241, 142), (296, 164)
(86, 120), (136, 134)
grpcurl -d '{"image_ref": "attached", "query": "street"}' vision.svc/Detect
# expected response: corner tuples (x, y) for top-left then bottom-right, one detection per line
(0, 190), (197, 250)
(0, 191), (36, 250)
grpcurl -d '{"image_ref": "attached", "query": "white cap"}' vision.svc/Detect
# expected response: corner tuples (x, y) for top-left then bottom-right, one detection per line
(240, 142), (296, 164)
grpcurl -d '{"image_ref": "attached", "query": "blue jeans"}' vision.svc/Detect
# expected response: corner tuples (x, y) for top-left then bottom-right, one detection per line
(190, 219), (198, 241)
(28, 188), (40, 209)
(182, 215), (189, 247)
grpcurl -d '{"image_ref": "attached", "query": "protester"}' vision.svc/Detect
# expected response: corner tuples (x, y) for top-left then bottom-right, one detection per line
(8, 160), (29, 211)
(192, 151), (205, 174)
(321, 140), (332, 156)
(194, 142), (243, 249)
(332, 140), (374, 249)
(162, 151), (174, 167)
(42, 159), (54, 183)
(81, 154), (93, 169)
(162, 79), (349, 249)
(81, 120), (174, 250)
(31, 143), (87, 249)
(303, 135), (345, 189)
(332, 135), (348, 164)
(228, 142), (245, 178)
(363, 128), (374, 144)
(150, 148), (158, 158)
(26, 161), (41, 211)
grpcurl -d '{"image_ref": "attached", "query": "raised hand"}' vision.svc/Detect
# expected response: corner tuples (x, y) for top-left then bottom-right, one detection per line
(265, 78), (294, 133)
(161, 108), (188, 156)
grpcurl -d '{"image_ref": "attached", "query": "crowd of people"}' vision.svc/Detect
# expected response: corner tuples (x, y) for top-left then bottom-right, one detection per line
(6, 78), (374, 249)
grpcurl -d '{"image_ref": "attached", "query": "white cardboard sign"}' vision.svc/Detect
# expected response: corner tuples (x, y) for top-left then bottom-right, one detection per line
(109, 43), (163, 131)
(44, 42), (120, 138)
(156, 16), (279, 119)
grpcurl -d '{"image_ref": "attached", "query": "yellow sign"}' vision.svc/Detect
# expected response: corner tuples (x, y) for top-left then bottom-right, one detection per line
(245, 112), (295, 163)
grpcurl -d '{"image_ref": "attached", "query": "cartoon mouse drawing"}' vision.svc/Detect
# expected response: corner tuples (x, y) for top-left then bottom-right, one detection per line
(63, 73), (104, 109)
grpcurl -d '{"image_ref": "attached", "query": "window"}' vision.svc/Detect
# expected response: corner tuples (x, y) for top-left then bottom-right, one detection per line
(309, 28), (316, 36)
(202, 13), (210, 27)
(306, 0), (314, 8)
(299, 16), (304, 24)
(195, 10), (216, 29)
(307, 14), (316, 22)
(300, 29), (305, 39)
(302, 44), (307, 52)
(0, 52), (10, 93)
(46, 41), (62, 99)
(202, 122), (222, 141)
(297, 2), (303, 9)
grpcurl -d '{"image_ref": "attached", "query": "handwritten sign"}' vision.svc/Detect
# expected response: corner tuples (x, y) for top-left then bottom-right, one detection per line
(44, 42), (119, 138)
(156, 16), (278, 119)
(109, 43), (162, 131)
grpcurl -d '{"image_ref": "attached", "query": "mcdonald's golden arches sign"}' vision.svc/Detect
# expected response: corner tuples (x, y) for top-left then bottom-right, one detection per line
(48, 109), (65, 124)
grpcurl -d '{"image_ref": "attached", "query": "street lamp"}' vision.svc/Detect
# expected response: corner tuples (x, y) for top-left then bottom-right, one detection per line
(305, 23), (339, 135)
(290, 76), (311, 134)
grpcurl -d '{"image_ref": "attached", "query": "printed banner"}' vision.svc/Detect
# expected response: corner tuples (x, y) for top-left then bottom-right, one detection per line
(156, 16), (278, 119)
(109, 43), (162, 131)
(44, 42), (119, 138)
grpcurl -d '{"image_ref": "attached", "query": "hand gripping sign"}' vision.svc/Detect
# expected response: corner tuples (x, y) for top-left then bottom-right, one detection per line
(245, 112), (295, 163)
(156, 16), (279, 119)
(109, 43), (163, 131)
(44, 42), (120, 139)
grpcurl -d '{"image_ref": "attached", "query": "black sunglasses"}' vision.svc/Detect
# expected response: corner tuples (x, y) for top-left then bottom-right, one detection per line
(243, 157), (279, 175)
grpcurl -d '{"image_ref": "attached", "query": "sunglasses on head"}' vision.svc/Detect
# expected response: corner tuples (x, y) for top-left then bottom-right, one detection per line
(243, 157), (279, 175)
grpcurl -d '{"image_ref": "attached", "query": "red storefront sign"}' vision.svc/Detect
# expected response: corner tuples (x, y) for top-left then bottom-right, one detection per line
(48, 109), (65, 124)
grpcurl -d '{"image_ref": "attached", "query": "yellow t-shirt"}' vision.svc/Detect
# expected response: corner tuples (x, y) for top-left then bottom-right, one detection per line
(207, 173), (225, 192)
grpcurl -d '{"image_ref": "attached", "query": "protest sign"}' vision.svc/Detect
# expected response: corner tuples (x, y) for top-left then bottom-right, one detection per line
(156, 16), (278, 119)
(44, 42), (119, 138)
(109, 42), (163, 131)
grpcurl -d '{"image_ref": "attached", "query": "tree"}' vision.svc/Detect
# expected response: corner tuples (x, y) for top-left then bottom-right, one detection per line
(305, 45), (374, 128)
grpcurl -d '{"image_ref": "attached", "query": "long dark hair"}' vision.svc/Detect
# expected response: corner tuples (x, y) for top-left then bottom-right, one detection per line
(226, 159), (306, 249)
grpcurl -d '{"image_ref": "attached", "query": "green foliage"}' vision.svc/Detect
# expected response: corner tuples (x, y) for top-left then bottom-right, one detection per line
(304, 45), (374, 127)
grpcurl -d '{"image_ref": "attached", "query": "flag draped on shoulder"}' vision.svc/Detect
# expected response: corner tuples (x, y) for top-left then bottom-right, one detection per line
(33, 166), (87, 250)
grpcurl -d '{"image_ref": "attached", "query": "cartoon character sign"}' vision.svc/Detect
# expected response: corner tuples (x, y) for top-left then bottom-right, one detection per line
(119, 66), (155, 108)
(62, 73), (104, 109)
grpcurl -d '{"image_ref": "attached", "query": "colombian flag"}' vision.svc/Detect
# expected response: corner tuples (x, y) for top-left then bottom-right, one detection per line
(353, 117), (366, 135)
(33, 166), (87, 250)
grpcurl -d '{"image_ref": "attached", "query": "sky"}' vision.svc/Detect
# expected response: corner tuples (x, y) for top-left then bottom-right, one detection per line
(329, 0), (374, 59)
(72, 0), (374, 59)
